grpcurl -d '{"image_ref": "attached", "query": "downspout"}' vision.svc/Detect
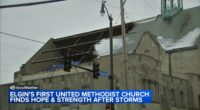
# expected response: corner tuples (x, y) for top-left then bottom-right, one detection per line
(168, 53), (172, 76)
(170, 0), (174, 16)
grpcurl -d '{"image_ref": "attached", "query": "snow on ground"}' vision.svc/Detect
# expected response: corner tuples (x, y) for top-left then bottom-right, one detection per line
(157, 27), (200, 51)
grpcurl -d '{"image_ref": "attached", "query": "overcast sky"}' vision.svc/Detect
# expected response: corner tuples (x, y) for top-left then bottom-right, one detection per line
(0, 0), (199, 84)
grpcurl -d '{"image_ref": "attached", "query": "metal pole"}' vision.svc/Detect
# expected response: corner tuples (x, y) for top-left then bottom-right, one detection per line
(109, 15), (115, 110)
(120, 0), (130, 110)
(100, 3), (114, 109)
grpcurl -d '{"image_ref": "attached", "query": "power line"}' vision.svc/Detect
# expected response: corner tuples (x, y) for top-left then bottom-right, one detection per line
(125, 12), (135, 22)
(92, 0), (120, 9)
(91, 0), (158, 17)
(143, 0), (159, 14)
(1, 42), (36, 53)
(0, 32), (45, 44)
(0, 0), (66, 9)
(125, 10), (137, 21)
(115, 14), (121, 24)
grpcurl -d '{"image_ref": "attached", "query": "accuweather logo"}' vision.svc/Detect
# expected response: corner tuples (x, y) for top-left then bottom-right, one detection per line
(9, 85), (15, 90)
(9, 85), (39, 90)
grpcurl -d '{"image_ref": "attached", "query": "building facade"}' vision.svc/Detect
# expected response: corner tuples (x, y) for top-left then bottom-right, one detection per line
(0, 5), (200, 110)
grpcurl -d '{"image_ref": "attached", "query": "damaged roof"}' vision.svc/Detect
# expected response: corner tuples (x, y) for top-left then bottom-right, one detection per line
(19, 6), (199, 74)
(96, 6), (200, 56)
(130, 6), (200, 52)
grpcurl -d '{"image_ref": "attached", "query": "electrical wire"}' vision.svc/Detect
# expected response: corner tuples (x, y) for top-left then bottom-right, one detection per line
(115, 14), (121, 24)
(125, 10), (137, 21)
(92, 0), (120, 9)
(91, 0), (153, 16)
(0, 0), (66, 9)
(0, 32), (45, 44)
(125, 12), (136, 23)
(91, 0), (154, 26)
(143, 0), (160, 14)
(0, 42), (36, 53)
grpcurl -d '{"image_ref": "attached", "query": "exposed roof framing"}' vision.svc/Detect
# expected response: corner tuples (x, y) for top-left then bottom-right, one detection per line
(32, 23), (134, 64)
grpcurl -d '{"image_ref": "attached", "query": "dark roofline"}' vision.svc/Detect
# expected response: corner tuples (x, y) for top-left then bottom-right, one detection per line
(53, 22), (134, 42)
(16, 22), (134, 74)
(166, 45), (198, 53)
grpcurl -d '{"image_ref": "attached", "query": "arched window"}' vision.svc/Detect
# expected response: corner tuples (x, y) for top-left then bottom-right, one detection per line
(198, 95), (200, 109)
(163, 87), (166, 101)
(171, 89), (176, 107)
(155, 82), (160, 102)
(115, 78), (120, 90)
(152, 81), (156, 102)
(164, 87), (166, 95)
(180, 91), (184, 108)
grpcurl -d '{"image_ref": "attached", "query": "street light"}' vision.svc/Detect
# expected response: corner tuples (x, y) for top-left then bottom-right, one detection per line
(100, 1), (106, 16)
(100, 1), (114, 110)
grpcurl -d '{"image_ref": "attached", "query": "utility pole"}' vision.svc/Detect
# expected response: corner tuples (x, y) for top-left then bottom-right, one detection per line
(120, 0), (130, 110)
(100, 1), (114, 110)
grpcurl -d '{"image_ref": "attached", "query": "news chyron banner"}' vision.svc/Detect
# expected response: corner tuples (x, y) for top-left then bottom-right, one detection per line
(9, 85), (152, 104)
